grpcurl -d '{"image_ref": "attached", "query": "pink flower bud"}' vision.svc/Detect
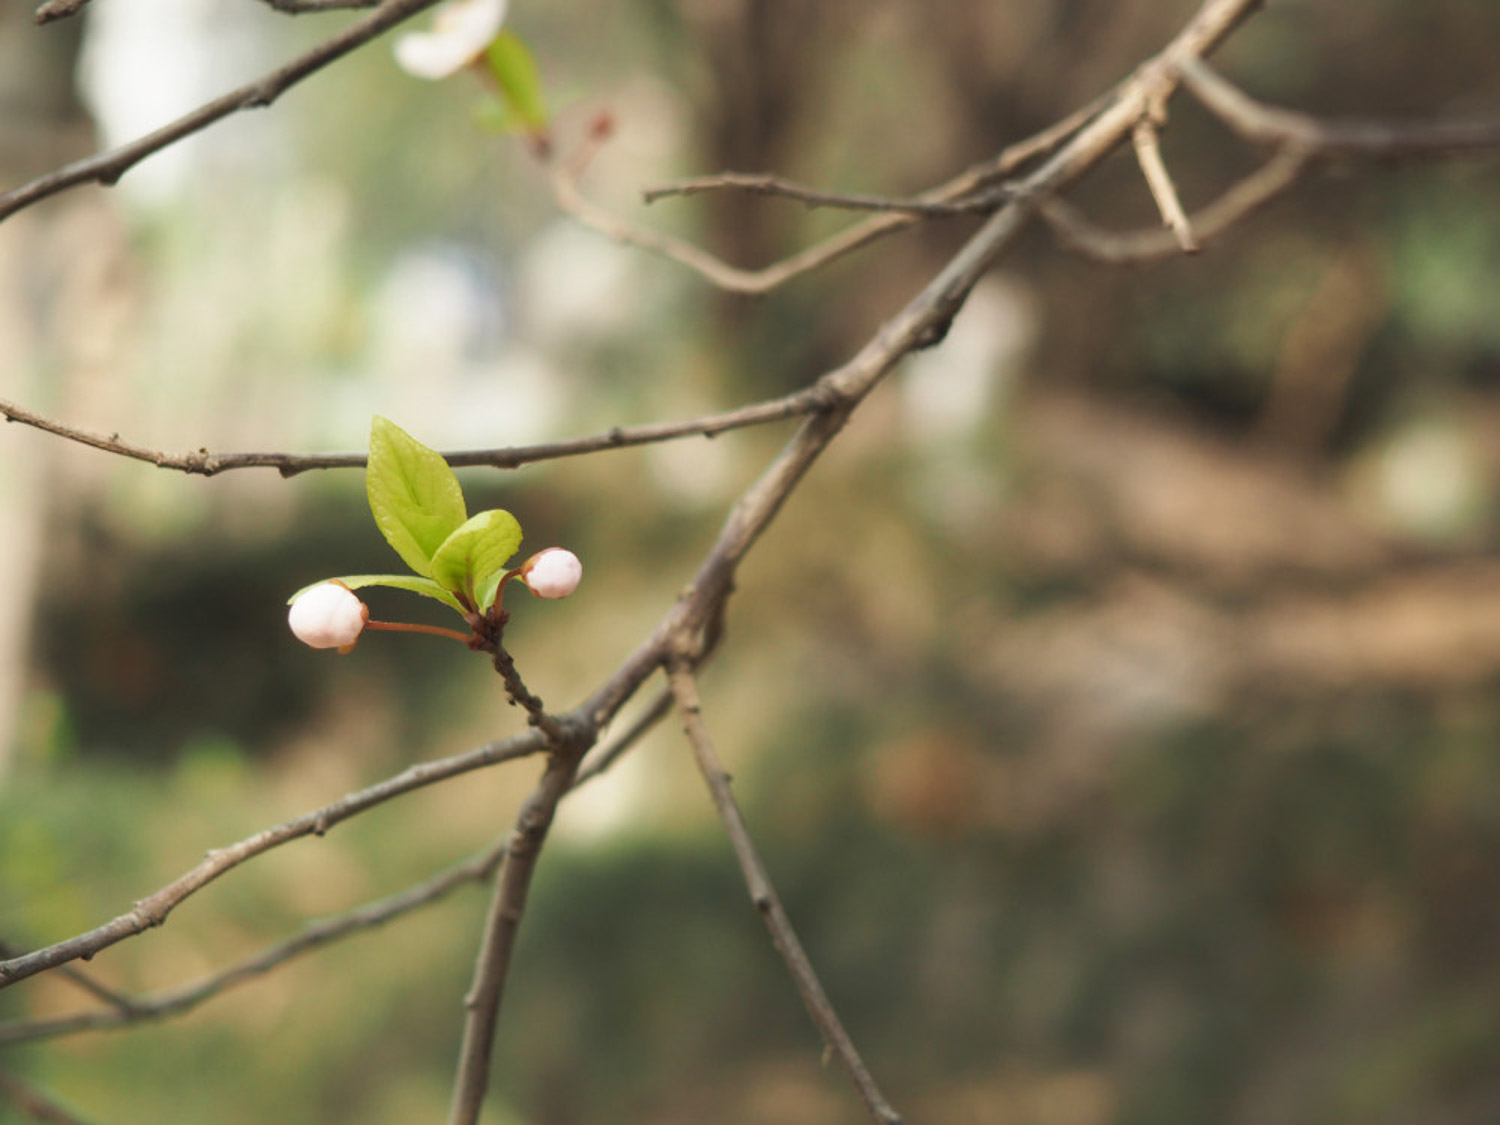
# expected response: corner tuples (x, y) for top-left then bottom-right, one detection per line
(519, 548), (582, 599)
(289, 582), (369, 650)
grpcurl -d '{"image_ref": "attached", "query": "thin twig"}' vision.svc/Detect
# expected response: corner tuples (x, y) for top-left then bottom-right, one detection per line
(641, 171), (1010, 216)
(489, 646), (570, 746)
(1179, 56), (1500, 157)
(1043, 146), (1307, 265)
(0, 0), (443, 223)
(0, 840), (507, 1047)
(0, 1071), (99, 1125)
(0, 733), (544, 988)
(257, 0), (382, 12)
(0, 939), (136, 1014)
(448, 746), (586, 1125)
(32, 0), (90, 25)
(562, 89), (1118, 297)
(0, 386), (825, 478)
(1132, 117), (1199, 252)
(0, 693), (671, 1048)
(668, 661), (903, 1124)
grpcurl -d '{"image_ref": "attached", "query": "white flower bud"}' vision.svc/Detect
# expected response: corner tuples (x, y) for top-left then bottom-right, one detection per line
(520, 548), (582, 599)
(289, 582), (369, 650)
(394, 0), (507, 80)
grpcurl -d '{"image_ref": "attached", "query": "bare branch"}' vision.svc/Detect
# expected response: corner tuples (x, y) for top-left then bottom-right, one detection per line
(641, 171), (1009, 216)
(448, 744), (587, 1125)
(33, 0), (91, 26)
(0, 839), (507, 1047)
(1132, 117), (1199, 252)
(0, 0), (442, 224)
(0, 689), (667, 1050)
(257, 0), (382, 12)
(1179, 57), (1500, 157)
(668, 662), (903, 1124)
(0, 1072), (98, 1125)
(0, 386), (824, 478)
(1044, 147), (1307, 265)
(560, 88), (1121, 297)
(0, 733), (544, 989)
(0, 939), (136, 1014)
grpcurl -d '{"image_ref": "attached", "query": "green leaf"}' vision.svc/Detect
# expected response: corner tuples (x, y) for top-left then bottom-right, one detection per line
(429, 509), (523, 602)
(366, 416), (467, 578)
(474, 567), (508, 616)
(483, 31), (548, 134)
(288, 576), (467, 615)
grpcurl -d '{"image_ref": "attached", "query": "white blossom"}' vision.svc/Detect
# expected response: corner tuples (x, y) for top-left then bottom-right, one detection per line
(520, 548), (582, 599)
(288, 582), (369, 650)
(393, 0), (507, 80)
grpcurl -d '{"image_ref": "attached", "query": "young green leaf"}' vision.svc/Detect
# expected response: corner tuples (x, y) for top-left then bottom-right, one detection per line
(366, 416), (468, 578)
(429, 509), (523, 601)
(483, 31), (548, 134)
(288, 575), (468, 615)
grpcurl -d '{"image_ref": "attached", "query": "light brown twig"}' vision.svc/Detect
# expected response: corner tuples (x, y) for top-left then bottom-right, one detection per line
(669, 662), (903, 1124)
(1179, 57), (1500, 157)
(1042, 147), (1307, 265)
(0, 387), (824, 478)
(0, 0), (442, 223)
(0, 840), (507, 1047)
(0, 733), (543, 988)
(1132, 117), (1199, 252)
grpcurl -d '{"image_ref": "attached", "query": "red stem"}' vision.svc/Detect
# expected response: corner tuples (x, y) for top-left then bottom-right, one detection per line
(366, 619), (474, 644)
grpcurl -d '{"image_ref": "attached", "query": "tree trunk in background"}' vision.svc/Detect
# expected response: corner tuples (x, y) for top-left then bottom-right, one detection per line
(0, 5), (112, 780)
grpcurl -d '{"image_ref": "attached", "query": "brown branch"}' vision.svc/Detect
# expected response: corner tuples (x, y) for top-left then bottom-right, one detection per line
(1132, 117), (1199, 252)
(1179, 57), (1500, 157)
(0, 0), (442, 224)
(0, 733), (544, 989)
(258, 0), (382, 12)
(448, 741), (587, 1125)
(0, 839), (507, 1047)
(667, 661), (903, 1124)
(559, 88), (1118, 297)
(0, 1072), (98, 1125)
(33, 0), (90, 25)
(0, 689), (669, 1049)
(640, 171), (1010, 216)
(1043, 147), (1307, 265)
(0, 939), (136, 1015)
(0, 386), (824, 478)
(487, 645), (571, 746)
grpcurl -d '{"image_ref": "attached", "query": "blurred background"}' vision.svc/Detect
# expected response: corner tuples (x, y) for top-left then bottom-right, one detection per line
(3, 0), (1500, 1121)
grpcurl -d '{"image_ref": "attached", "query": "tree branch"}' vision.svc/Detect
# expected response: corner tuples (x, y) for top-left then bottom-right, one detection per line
(0, 0), (443, 223)
(1132, 116), (1199, 252)
(0, 732), (543, 988)
(0, 684), (669, 1048)
(640, 170), (1010, 216)
(1042, 147), (1307, 265)
(0, 1072), (99, 1125)
(447, 742), (587, 1125)
(667, 661), (903, 1124)
(32, 0), (91, 26)
(1179, 57), (1500, 157)
(0, 386), (825, 478)
(0, 839), (507, 1047)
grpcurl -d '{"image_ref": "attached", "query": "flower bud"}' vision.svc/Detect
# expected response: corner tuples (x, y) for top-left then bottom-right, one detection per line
(289, 582), (369, 650)
(519, 548), (582, 599)
(394, 0), (507, 80)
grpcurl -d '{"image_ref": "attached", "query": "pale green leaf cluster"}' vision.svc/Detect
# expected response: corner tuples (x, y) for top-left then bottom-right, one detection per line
(291, 418), (524, 616)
